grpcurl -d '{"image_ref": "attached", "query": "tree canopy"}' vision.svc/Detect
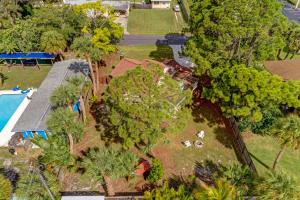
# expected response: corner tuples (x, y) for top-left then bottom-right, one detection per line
(186, 0), (288, 75)
(103, 65), (192, 149)
(203, 64), (300, 121)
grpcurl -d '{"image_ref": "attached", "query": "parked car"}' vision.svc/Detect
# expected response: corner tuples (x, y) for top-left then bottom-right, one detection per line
(174, 5), (180, 12)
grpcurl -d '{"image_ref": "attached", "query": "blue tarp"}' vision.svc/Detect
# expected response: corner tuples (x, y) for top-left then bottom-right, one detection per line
(0, 52), (55, 60)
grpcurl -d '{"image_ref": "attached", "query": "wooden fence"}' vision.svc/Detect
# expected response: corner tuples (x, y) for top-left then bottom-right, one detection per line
(225, 117), (257, 173)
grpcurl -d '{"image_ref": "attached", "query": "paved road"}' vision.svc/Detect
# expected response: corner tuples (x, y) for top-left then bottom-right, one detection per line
(281, 0), (300, 23)
(121, 34), (188, 45)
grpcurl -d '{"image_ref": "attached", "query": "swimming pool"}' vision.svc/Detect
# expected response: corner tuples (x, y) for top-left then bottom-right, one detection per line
(0, 94), (26, 132)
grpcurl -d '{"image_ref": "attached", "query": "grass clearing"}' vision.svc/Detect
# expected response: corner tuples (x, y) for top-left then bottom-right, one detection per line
(128, 8), (186, 35)
(0, 66), (52, 90)
(153, 103), (238, 177)
(244, 133), (300, 183)
(118, 45), (174, 61)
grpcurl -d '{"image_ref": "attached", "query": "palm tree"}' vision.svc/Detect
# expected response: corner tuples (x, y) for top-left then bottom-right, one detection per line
(32, 134), (74, 186)
(46, 108), (84, 155)
(66, 76), (89, 122)
(0, 175), (12, 200)
(15, 169), (60, 200)
(255, 171), (299, 200)
(71, 36), (102, 96)
(51, 83), (79, 110)
(270, 115), (300, 170)
(194, 180), (237, 200)
(80, 147), (138, 196)
(221, 164), (255, 197)
(40, 30), (67, 60)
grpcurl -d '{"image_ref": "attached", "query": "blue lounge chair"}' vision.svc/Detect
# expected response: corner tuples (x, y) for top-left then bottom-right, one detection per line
(37, 130), (48, 140)
(27, 131), (34, 138)
(21, 89), (30, 94)
(22, 131), (28, 139)
(12, 86), (20, 91)
(73, 100), (80, 112)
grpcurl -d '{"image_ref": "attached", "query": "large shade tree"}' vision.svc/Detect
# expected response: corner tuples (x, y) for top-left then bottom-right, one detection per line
(270, 115), (300, 170)
(80, 147), (138, 196)
(203, 64), (300, 121)
(40, 30), (66, 59)
(103, 65), (192, 150)
(186, 0), (287, 75)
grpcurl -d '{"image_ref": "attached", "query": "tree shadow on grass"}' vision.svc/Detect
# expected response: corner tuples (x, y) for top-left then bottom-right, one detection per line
(249, 152), (270, 170)
(191, 102), (224, 127)
(213, 126), (233, 149)
(149, 44), (174, 62)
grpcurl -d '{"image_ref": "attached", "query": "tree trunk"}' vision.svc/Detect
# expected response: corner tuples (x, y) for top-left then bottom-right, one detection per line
(284, 50), (290, 60)
(57, 167), (65, 187)
(95, 62), (100, 94)
(272, 144), (286, 170)
(67, 133), (74, 155)
(87, 57), (97, 96)
(79, 95), (87, 123)
(103, 175), (115, 196)
(277, 48), (282, 60)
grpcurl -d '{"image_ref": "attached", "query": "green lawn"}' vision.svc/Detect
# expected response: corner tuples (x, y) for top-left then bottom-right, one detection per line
(0, 66), (51, 90)
(128, 8), (186, 35)
(244, 133), (300, 183)
(118, 45), (174, 61)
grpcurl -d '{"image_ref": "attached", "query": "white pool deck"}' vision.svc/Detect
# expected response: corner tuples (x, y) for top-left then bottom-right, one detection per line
(0, 90), (35, 146)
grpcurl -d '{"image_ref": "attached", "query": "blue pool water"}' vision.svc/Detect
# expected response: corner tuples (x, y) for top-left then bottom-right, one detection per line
(0, 94), (26, 132)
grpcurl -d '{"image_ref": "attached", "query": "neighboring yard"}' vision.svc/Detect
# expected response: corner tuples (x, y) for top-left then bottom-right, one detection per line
(118, 45), (174, 61)
(128, 9), (186, 35)
(244, 133), (300, 183)
(0, 66), (51, 90)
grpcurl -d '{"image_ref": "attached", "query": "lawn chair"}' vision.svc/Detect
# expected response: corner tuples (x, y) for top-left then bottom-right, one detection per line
(183, 140), (192, 147)
(197, 130), (205, 139)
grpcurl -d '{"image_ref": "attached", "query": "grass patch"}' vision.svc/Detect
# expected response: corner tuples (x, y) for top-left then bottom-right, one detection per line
(118, 45), (174, 61)
(0, 66), (51, 90)
(244, 133), (300, 183)
(128, 8), (186, 35)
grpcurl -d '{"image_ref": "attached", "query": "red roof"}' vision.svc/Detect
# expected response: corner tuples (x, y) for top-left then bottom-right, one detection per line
(111, 58), (166, 77)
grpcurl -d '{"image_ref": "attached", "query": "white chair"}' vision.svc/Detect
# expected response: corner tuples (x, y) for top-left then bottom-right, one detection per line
(183, 140), (192, 148)
(197, 130), (205, 139)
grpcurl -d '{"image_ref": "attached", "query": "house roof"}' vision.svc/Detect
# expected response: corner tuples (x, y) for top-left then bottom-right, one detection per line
(12, 59), (89, 132)
(264, 59), (300, 81)
(111, 58), (165, 77)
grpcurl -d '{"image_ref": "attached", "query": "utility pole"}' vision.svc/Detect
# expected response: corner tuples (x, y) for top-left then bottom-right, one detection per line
(296, 0), (300, 9)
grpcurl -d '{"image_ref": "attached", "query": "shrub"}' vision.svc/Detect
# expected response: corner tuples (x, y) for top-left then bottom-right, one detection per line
(147, 159), (164, 184)
(0, 175), (12, 200)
